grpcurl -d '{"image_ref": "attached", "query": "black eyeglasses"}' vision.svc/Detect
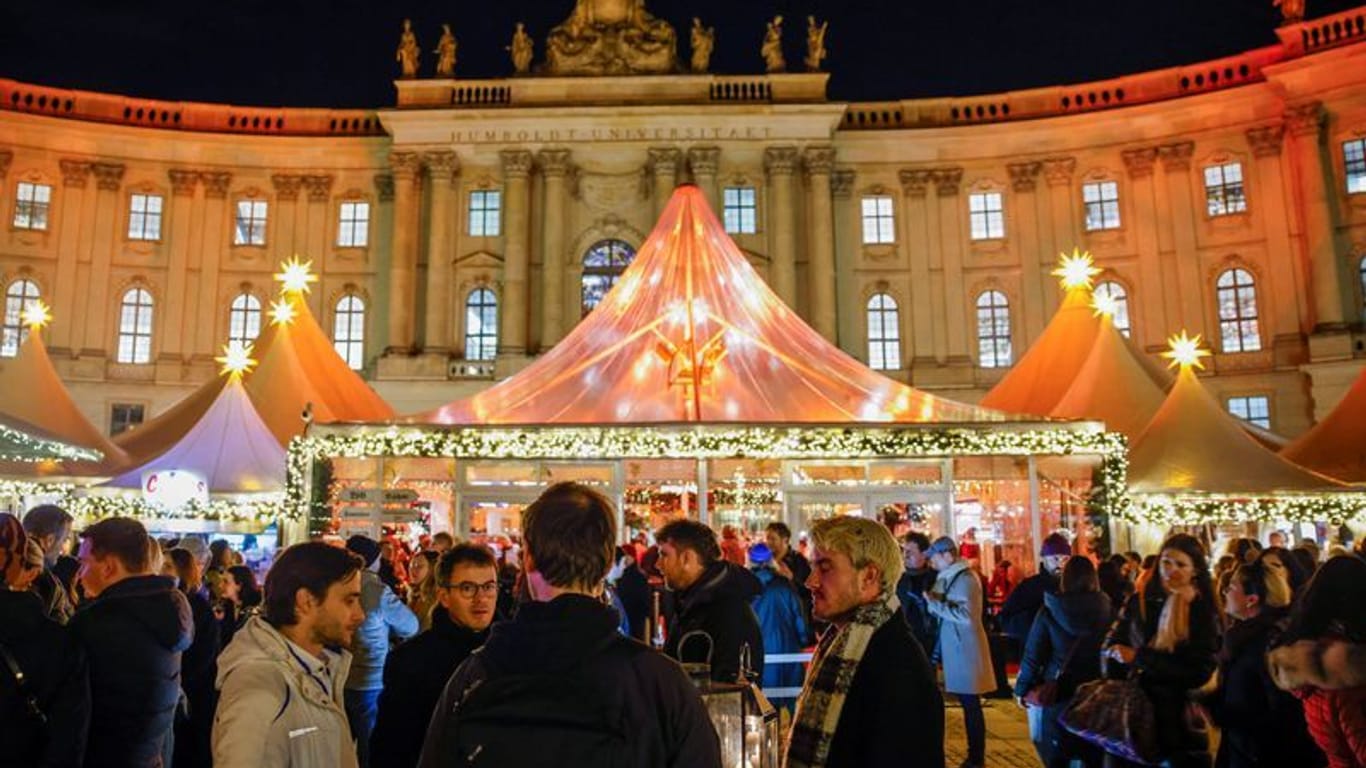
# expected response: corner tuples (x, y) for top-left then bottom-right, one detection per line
(440, 580), (498, 598)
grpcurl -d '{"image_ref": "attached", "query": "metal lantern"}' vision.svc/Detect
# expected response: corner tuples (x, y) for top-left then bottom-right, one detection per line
(677, 631), (780, 768)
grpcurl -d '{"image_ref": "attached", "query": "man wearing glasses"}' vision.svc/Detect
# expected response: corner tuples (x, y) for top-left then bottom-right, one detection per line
(370, 544), (499, 768)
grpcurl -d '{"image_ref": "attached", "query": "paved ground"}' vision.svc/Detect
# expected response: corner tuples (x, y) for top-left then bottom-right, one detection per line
(944, 696), (1041, 768)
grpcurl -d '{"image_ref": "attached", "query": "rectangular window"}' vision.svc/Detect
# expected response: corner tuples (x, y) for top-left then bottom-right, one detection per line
(469, 190), (501, 237)
(233, 200), (268, 246)
(860, 196), (895, 244)
(109, 403), (145, 436)
(1082, 181), (1121, 231)
(1227, 395), (1271, 430)
(1345, 139), (1366, 195)
(127, 193), (163, 241)
(337, 201), (370, 247)
(1204, 163), (1247, 216)
(722, 186), (758, 234)
(968, 192), (1006, 240)
(13, 182), (52, 231)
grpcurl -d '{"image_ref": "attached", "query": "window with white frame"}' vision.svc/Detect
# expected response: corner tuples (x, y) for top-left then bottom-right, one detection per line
(976, 290), (1012, 367)
(969, 192), (1006, 240)
(866, 293), (901, 371)
(228, 293), (262, 346)
(860, 196), (895, 244)
(233, 199), (268, 246)
(469, 190), (501, 237)
(13, 182), (51, 230)
(1, 279), (41, 357)
(1227, 395), (1271, 430)
(581, 239), (636, 316)
(1345, 139), (1366, 195)
(1093, 281), (1132, 337)
(337, 201), (370, 247)
(127, 193), (163, 241)
(1216, 268), (1262, 353)
(1204, 162), (1247, 216)
(464, 288), (498, 362)
(333, 294), (365, 370)
(1082, 181), (1121, 231)
(117, 288), (154, 364)
(723, 187), (758, 234)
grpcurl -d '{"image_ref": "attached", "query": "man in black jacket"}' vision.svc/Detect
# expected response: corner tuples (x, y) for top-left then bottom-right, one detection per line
(22, 504), (77, 623)
(999, 532), (1071, 643)
(418, 483), (719, 768)
(785, 515), (944, 768)
(657, 519), (765, 682)
(371, 543), (498, 768)
(765, 522), (812, 631)
(70, 517), (193, 768)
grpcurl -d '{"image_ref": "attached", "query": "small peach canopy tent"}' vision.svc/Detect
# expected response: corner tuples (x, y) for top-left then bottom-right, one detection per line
(116, 284), (394, 464)
(1050, 311), (1170, 441)
(0, 310), (126, 475)
(1282, 364), (1366, 483)
(105, 372), (286, 494)
(423, 185), (1011, 425)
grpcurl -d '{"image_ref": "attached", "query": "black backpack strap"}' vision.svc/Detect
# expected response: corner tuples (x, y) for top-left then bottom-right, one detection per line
(0, 639), (46, 726)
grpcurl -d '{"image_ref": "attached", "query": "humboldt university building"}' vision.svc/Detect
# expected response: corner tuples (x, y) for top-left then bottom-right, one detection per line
(1, 3), (1365, 439)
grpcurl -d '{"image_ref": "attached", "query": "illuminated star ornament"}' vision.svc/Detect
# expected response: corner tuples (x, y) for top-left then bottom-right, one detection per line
(215, 341), (257, 377)
(1162, 330), (1211, 370)
(274, 257), (318, 295)
(269, 298), (297, 326)
(1052, 249), (1102, 291)
(20, 299), (51, 329)
(1091, 292), (1120, 319)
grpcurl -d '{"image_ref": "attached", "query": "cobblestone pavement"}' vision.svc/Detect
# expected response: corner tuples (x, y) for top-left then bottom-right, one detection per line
(944, 697), (1042, 768)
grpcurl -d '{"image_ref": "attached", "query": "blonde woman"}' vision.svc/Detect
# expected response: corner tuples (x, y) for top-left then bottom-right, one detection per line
(407, 550), (440, 631)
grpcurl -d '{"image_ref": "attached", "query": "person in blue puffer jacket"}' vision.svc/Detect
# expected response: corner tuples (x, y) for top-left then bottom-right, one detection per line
(747, 541), (807, 710)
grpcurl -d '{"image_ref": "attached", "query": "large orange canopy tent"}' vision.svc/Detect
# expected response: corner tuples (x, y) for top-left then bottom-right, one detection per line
(1281, 364), (1366, 483)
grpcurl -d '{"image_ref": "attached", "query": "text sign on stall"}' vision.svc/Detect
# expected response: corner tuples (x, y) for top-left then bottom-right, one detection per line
(143, 470), (209, 510)
(336, 488), (421, 539)
(339, 488), (419, 505)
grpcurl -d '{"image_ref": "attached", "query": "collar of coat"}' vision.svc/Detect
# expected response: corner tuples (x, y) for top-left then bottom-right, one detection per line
(1268, 637), (1366, 692)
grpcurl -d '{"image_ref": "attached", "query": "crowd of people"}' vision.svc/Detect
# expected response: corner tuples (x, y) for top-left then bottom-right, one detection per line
(0, 493), (1363, 768)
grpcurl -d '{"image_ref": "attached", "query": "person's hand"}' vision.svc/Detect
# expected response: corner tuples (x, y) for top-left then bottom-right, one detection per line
(1107, 644), (1137, 664)
(926, 591), (943, 603)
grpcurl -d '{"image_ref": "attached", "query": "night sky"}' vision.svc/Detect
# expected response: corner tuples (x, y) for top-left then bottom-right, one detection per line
(0, 0), (1359, 109)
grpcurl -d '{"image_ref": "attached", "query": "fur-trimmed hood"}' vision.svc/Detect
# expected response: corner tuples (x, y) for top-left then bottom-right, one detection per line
(1268, 638), (1366, 692)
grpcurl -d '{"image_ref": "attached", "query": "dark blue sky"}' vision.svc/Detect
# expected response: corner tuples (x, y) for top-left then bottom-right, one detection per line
(0, 0), (1359, 108)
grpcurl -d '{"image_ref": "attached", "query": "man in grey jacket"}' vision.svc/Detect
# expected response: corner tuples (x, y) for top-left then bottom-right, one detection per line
(343, 535), (418, 768)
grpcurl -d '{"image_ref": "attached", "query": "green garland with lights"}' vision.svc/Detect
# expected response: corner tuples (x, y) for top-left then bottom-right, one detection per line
(65, 493), (292, 525)
(1131, 493), (1365, 527)
(0, 423), (103, 464)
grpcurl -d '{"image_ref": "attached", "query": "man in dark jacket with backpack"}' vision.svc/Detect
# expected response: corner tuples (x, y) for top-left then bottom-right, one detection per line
(418, 483), (720, 768)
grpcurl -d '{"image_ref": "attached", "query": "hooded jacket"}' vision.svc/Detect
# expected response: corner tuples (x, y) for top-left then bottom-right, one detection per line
(346, 568), (418, 692)
(665, 560), (765, 682)
(68, 574), (193, 768)
(1014, 589), (1111, 699)
(0, 589), (89, 768)
(212, 616), (357, 768)
(750, 566), (807, 693)
(417, 593), (721, 768)
(1269, 638), (1366, 768)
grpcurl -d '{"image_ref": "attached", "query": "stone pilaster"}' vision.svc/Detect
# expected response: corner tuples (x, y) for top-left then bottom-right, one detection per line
(422, 152), (460, 354)
(193, 172), (231, 358)
(1245, 122), (1309, 361)
(537, 149), (573, 350)
(1122, 147), (1166, 345)
(83, 162), (125, 355)
(900, 169), (936, 367)
(803, 145), (838, 341)
(162, 170), (202, 361)
(1157, 141), (1204, 332)
(499, 149), (534, 356)
(1007, 161), (1047, 339)
(932, 167), (970, 366)
(1287, 101), (1348, 335)
(686, 146), (720, 212)
(1040, 156), (1076, 309)
(831, 169), (860, 358)
(52, 160), (92, 351)
(648, 147), (682, 218)
(764, 146), (800, 310)
(271, 174), (303, 254)
(386, 151), (423, 353)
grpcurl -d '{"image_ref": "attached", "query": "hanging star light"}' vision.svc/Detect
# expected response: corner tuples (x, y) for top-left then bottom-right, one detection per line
(215, 341), (257, 377)
(20, 299), (51, 329)
(1161, 330), (1211, 370)
(1051, 248), (1102, 291)
(269, 297), (297, 326)
(1091, 292), (1120, 319)
(274, 256), (318, 295)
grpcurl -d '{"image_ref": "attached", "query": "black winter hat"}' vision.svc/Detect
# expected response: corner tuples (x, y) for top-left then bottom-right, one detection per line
(345, 535), (381, 567)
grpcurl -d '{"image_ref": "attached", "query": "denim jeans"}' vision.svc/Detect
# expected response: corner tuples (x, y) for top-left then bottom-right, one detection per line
(344, 688), (381, 768)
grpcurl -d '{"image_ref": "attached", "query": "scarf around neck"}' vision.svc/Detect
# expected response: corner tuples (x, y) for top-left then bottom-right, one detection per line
(783, 590), (900, 768)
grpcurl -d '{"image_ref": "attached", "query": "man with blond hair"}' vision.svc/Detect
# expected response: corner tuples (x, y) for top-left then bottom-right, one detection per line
(785, 516), (943, 768)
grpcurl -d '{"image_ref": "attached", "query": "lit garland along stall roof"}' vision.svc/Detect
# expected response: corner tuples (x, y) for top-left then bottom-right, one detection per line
(0, 412), (103, 464)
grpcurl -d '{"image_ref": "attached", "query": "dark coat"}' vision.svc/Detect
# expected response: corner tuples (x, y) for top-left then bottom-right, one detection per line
(896, 566), (938, 654)
(1269, 638), (1366, 768)
(665, 560), (765, 682)
(173, 588), (220, 768)
(417, 594), (721, 768)
(1206, 609), (1325, 768)
(68, 575), (193, 768)
(1014, 590), (1112, 698)
(614, 563), (652, 642)
(371, 609), (489, 768)
(1104, 587), (1220, 761)
(0, 589), (89, 768)
(1000, 569), (1060, 641)
(823, 612), (945, 768)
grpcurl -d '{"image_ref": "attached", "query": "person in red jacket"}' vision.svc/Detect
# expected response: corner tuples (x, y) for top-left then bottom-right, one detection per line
(1269, 555), (1366, 768)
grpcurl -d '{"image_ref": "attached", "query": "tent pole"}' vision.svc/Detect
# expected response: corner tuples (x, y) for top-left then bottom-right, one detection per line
(1028, 456), (1042, 569)
(697, 458), (710, 527)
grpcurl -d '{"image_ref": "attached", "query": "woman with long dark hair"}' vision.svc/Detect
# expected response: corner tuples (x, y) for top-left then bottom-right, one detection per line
(1269, 555), (1366, 768)
(1104, 533), (1221, 768)
(213, 565), (263, 648)
(167, 548), (219, 768)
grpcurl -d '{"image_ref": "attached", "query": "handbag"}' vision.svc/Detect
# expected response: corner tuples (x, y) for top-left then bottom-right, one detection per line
(1023, 631), (1084, 707)
(0, 639), (47, 726)
(1058, 671), (1158, 765)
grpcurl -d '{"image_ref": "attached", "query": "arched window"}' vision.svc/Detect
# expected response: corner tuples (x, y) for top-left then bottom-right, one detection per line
(1216, 268), (1262, 353)
(1093, 281), (1132, 337)
(117, 288), (154, 364)
(464, 288), (498, 362)
(333, 294), (365, 370)
(866, 293), (901, 370)
(2, 279), (41, 357)
(976, 290), (1012, 368)
(228, 293), (262, 347)
(580, 239), (636, 317)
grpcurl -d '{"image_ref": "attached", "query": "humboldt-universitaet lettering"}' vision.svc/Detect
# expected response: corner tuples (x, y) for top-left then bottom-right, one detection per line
(448, 124), (774, 144)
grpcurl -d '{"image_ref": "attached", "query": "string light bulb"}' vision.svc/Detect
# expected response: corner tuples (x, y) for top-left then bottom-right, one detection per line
(1052, 248), (1102, 291)
(1161, 330), (1211, 370)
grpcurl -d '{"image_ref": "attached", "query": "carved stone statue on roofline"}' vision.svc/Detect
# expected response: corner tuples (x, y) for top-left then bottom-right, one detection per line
(804, 16), (828, 72)
(434, 24), (457, 77)
(396, 19), (420, 79)
(509, 22), (534, 74)
(762, 15), (785, 73)
(690, 18), (714, 74)
(1274, 0), (1306, 24)
(545, 0), (678, 76)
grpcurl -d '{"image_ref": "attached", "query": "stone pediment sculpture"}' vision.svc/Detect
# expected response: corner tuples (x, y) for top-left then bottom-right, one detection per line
(545, 0), (679, 76)
(396, 19), (420, 79)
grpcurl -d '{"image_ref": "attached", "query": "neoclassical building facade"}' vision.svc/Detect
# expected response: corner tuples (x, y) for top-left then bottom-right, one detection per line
(1, 5), (1364, 439)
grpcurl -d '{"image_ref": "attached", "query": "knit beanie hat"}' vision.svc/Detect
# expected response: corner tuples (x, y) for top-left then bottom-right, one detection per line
(1040, 532), (1072, 558)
